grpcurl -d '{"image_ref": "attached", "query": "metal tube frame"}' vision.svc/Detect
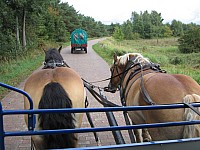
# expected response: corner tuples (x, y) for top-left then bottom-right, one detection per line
(1, 82), (200, 150)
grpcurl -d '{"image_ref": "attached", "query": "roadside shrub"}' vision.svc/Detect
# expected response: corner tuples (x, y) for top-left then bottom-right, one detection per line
(178, 27), (200, 53)
(132, 33), (140, 40)
(169, 56), (182, 65)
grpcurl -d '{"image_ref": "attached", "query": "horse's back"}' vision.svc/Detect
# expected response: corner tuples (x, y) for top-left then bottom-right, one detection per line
(24, 67), (84, 100)
(24, 67), (85, 125)
(142, 73), (200, 104)
(25, 67), (83, 88)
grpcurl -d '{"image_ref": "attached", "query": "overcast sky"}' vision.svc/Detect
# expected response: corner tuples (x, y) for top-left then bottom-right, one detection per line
(62, 0), (200, 25)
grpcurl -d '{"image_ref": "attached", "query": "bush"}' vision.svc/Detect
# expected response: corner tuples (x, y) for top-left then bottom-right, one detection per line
(178, 27), (200, 53)
(169, 56), (182, 65)
(0, 31), (17, 61)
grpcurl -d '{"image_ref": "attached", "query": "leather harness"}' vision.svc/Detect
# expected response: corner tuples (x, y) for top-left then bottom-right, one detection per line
(119, 57), (166, 106)
(43, 60), (69, 69)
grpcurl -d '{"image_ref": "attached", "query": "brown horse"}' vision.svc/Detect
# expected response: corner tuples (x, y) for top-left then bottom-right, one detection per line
(23, 46), (86, 149)
(106, 53), (200, 142)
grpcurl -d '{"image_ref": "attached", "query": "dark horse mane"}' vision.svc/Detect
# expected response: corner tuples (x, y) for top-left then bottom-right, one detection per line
(43, 46), (68, 69)
(44, 47), (63, 63)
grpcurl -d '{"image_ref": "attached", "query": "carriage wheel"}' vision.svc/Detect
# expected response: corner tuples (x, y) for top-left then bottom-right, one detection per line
(71, 48), (74, 54)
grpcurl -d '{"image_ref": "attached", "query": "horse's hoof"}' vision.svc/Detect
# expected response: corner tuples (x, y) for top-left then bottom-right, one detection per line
(143, 138), (152, 142)
(97, 141), (101, 146)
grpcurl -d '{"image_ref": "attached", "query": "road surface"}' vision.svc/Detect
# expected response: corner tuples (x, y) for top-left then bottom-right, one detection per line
(1, 39), (130, 149)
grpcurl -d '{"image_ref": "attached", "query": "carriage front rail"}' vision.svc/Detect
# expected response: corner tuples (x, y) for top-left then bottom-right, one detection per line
(1, 82), (200, 150)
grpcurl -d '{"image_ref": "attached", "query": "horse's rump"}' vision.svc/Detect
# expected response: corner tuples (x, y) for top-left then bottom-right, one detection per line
(126, 69), (200, 141)
(24, 68), (85, 149)
(38, 82), (77, 149)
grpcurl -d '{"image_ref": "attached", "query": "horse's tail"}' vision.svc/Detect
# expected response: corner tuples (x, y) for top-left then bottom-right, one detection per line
(38, 82), (77, 149)
(183, 94), (200, 138)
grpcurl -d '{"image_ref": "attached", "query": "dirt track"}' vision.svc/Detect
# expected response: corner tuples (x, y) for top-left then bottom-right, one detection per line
(1, 39), (130, 149)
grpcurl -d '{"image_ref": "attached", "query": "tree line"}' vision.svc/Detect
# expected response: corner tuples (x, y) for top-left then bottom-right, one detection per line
(113, 10), (200, 40)
(0, 0), (110, 61)
(112, 10), (200, 53)
(1, 1), (200, 62)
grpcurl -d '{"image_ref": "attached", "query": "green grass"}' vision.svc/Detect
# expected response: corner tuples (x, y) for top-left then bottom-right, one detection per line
(93, 37), (200, 84)
(0, 53), (44, 100)
(0, 41), (65, 100)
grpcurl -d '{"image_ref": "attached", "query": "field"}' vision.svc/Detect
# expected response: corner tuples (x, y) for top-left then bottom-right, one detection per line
(93, 37), (200, 84)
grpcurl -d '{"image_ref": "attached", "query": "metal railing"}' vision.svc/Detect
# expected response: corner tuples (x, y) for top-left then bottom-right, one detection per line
(1, 82), (200, 150)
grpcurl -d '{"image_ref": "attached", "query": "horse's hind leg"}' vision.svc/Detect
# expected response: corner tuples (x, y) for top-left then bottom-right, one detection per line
(31, 136), (44, 150)
(133, 129), (143, 142)
(142, 128), (152, 142)
(134, 129), (152, 142)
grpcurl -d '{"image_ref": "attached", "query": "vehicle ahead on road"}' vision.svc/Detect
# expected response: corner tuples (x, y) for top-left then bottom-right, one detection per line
(70, 28), (88, 54)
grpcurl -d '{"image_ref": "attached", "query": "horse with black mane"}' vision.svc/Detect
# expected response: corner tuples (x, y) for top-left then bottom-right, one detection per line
(106, 53), (200, 142)
(23, 46), (86, 149)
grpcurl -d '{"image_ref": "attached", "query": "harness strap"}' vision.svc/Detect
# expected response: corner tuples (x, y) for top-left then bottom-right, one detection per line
(140, 68), (156, 105)
(43, 60), (69, 69)
(122, 65), (152, 103)
(139, 64), (166, 105)
(183, 102), (200, 116)
(120, 60), (166, 106)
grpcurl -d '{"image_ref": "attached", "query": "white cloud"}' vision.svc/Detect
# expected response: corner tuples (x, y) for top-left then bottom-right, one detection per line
(62, 0), (200, 25)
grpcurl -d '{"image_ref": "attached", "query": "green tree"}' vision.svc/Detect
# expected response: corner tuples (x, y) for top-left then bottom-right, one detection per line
(178, 27), (200, 53)
(171, 20), (184, 37)
(131, 11), (144, 38)
(131, 10), (164, 39)
(113, 26), (124, 42)
(59, 2), (80, 33)
(122, 20), (134, 40)
(0, 0), (110, 62)
(150, 11), (164, 42)
(161, 25), (173, 37)
(142, 11), (152, 39)
(107, 23), (116, 35)
(0, 0), (19, 60)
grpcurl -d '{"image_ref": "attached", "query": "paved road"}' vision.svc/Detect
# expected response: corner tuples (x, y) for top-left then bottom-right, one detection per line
(1, 39), (130, 149)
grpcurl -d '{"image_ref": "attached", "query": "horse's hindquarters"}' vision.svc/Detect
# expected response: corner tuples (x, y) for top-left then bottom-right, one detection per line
(23, 68), (85, 149)
(128, 108), (185, 141)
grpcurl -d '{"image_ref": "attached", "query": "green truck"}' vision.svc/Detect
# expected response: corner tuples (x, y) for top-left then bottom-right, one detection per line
(70, 28), (88, 54)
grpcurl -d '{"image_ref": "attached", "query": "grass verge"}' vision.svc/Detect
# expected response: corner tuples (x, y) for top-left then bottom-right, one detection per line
(93, 37), (200, 84)
(0, 41), (66, 100)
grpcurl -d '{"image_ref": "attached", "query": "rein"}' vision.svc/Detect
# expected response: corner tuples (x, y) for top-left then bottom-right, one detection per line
(83, 79), (120, 107)
(90, 63), (140, 84)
